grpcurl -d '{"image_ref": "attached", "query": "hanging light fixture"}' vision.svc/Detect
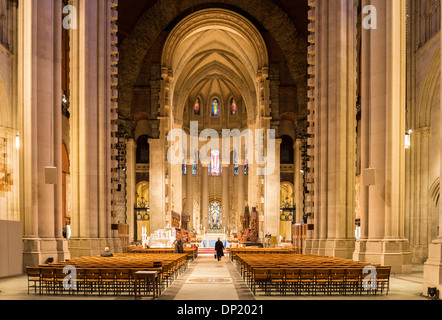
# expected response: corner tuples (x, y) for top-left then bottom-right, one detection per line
(15, 133), (20, 150)
(405, 130), (412, 149)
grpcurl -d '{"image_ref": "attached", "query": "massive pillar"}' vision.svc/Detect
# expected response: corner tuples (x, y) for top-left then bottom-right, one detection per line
(148, 139), (166, 233)
(237, 163), (245, 231)
(68, 0), (121, 257)
(294, 140), (304, 224)
(222, 164), (230, 231)
(126, 138), (137, 242)
(186, 164), (194, 232)
(167, 120), (183, 228)
(202, 165), (209, 231)
(423, 12), (442, 294)
(353, 0), (411, 273)
(263, 139), (281, 242)
(247, 122), (259, 212)
(20, 0), (69, 267)
(305, 0), (358, 259)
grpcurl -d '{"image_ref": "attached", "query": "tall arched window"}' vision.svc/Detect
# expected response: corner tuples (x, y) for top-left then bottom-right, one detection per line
(280, 136), (294, 164)
(230, 98), (237, 115)
(194, 98), (201, 115)
(210, 150), (221, 176)
(136, 135), (150, 164)
(233, 150), (239, 175)
(212, 98), (220, 116)
(209, 201), (222, 230)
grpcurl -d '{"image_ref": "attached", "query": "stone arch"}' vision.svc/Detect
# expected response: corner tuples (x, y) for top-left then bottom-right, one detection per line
(175, 61), (255, 121)
(162, 9), (268, 122)
(118, 0), (307, 119)
(136, 181), (150, 207)
(280, 181), (294, 200)
(418, 47), (440, 128)
(161, 8), (269, 73)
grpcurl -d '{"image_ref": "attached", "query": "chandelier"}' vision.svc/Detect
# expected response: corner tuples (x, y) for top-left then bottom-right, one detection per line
(280, 196), (295, 222)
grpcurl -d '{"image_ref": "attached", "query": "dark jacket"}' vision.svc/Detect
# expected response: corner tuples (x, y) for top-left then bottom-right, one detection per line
(175, 241), (184, 254)
(101, 252), (113, 257)
(215, 240), (224, 257)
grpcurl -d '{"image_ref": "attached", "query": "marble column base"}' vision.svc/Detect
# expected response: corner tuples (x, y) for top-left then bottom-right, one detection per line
(353, 239), (412, 274)
(23, 237), (70, 269)
(324, 239), (356, 260)
(304, 239), (327, 256)
(68, 238), (121, 258)
(423, 240), (442, 296)
(410, 244), (429, 264)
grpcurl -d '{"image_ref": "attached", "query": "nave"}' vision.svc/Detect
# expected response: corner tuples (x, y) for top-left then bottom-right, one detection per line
(0, 254), (427, 301)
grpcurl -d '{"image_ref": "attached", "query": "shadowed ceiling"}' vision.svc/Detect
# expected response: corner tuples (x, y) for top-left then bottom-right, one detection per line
(117, 0), (309, 45)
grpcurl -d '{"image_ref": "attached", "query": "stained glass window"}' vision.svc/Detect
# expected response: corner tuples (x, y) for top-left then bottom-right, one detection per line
(192, 165), (198, 175)
(182, 164), (187, 175)
(194, 98), (201, 115)
(209, 202), (222, 230)
(233, 150), (239, 175)
(212, 98), (220, 116)
(244, 160), (249, 175)
(230, 98), (237, 115)
(210, 150), (221, 176)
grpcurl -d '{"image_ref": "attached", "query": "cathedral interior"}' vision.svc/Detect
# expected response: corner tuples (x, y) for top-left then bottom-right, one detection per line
(1, 0), (442, 302)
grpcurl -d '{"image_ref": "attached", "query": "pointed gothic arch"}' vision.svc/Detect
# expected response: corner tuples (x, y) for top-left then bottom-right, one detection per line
(118, 0), (307, 119)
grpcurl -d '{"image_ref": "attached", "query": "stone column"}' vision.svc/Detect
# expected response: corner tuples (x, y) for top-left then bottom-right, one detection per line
(126, 139), (137, 242)
(353, 0), (411, 273)
(407, 128), (432, 263)
(20, 0), (69, 267)
(222, 165), (230, 231)
(294, 140), (303, 224)
(68, 0), (121, 257)
(202, 165), (209, 231)
(169, 121), (183, 225)
(187, 165), (194, 232)
(263, 139), (281, 243)
(423, 14), (442, 293)
(247, 122), (259, 210)
(305, 0), (358, 259)
(148, 139), (166, 233)
(237, 163), (245, 231)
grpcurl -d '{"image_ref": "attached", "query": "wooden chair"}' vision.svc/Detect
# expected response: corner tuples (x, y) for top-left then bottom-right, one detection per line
(54, 268), (69, 295)
(345, 268), (361, 295)
(252, 268), (270, 295)
(74, 268), (86, 295)
(40, 267), (55, 295)
(314, 269), (330, 296)
(26, 267), (41, 295)
(84, 269), (101, 296)
(299, 269), (315, 295)
(375, 267), (391, 295)
(284, 268), (300, 295)
(330, 269), (346, 295)
(100, 269), (116, 295)
(268, 268), (284, 295)
(115, 268), (133, 295)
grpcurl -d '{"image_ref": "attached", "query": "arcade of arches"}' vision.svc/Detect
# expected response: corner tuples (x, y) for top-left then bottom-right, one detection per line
(1, 0), (442, 298)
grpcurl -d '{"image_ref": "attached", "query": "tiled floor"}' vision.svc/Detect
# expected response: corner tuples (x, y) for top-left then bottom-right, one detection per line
(0, 255), (430, 301)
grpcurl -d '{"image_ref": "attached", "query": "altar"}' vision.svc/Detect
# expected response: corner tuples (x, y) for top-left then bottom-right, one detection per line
(201, 233), (229, 248)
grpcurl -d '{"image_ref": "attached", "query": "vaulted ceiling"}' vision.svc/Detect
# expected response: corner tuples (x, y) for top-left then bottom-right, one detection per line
(116, 0), (309, 134)
(117, 0), (309, 45)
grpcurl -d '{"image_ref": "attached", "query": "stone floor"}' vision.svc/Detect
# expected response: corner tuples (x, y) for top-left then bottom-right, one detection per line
(0, 255), (430, 301)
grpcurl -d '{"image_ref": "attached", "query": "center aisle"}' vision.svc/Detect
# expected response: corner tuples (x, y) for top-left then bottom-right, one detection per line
(159, 255), (255, 301)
